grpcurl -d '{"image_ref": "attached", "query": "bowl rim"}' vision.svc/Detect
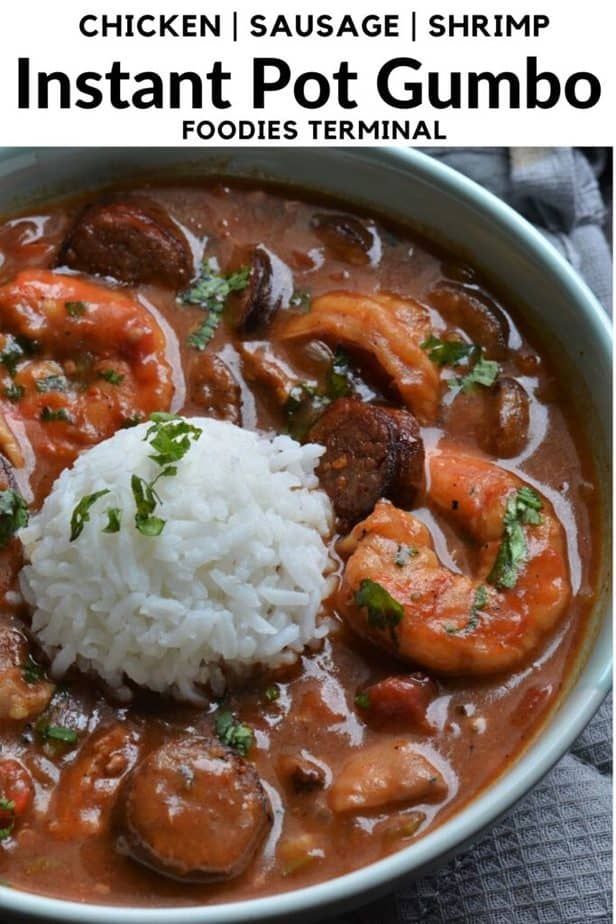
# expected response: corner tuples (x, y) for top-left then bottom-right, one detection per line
(0, 146), (611, 923)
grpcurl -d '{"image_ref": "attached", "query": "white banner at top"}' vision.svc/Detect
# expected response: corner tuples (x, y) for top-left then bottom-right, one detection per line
(0, 0), (613, 145)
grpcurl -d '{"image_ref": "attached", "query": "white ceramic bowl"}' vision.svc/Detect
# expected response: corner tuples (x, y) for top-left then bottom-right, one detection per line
(0, 148), (611, 924)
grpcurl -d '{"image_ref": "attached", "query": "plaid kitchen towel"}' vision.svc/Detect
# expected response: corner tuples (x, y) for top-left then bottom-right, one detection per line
(330, 147), (613, 924)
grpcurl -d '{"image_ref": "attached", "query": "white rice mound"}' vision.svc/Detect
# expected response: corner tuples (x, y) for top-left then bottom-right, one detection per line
(19, 418), (334, 701)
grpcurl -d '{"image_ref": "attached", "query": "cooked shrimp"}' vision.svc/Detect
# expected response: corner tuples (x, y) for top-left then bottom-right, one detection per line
(280, 291), (440, 423)
(0, 270), (173, 466)
(338, 449), (571, 674)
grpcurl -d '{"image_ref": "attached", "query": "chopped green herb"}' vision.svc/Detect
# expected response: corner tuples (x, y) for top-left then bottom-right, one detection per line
(354, 579), (404, 632)
(65, 301), (87, 318)
(102, 507), (122, 534)
(145, 413), (202, 470)
(289, 290), (312, 312)
(451, 356), (500, 393)
(182, 259), (250, 350)
(0, 489), (29, 548)
(488, 487), (543, 590)
(187, 316), (220, 350)
(355, 691), (371, 709)
(131, 474), (164, 537)
(2, 382), (24, 402)
(326, 349), (353, 399)
(37, 724), (78, 744)
(70, 489), (110, 541)
(22, 654), (44, 685)
(35, 374), (69, 393)
(214, 709), (254, 756)
(0, 336), (25, 377)
(284, 383), (329, 441)
(264, 684), (280, 702)
(395, 545), (418, 567)
(98, 369), (124, 385)
(40, 406), (71, 423)
(0, 797), (15, 841)
(182, 259), (250, 312)
(121, 414), (142, 429)
(421, 335), (479, 367)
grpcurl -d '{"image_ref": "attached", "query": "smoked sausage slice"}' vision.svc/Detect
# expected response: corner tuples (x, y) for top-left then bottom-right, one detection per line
(310, 398), (424, 527)
(59, 200), (193, 289)
(115, 737), (272, 882)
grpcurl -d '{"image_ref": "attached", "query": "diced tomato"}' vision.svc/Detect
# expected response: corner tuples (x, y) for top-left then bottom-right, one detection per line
(356, 674), (438, 731)
(0, 757), (34, 831)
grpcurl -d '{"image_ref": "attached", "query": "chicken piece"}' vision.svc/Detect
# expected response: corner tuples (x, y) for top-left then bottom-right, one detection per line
(329, 739), (447, 813)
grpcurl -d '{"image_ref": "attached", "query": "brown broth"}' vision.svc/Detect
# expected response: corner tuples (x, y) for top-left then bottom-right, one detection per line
(0, 180), (600, 906)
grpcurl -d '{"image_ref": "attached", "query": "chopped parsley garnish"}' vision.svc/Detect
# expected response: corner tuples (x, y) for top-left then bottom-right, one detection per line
(355, 579), (404, 632)
(35, 374), (69, 393)
(98, 369), (124, 385)
(145, 413), (202, 470)
(488, 487), (543, 590)
(289, 290), (312, 312)
(326, 349), (353, 399)
(181, 258), (250, 350)
(40, 406), (71, 423)
(0, 336), (25, 377)
(2, 383), (24, 403)
(451, 356), (500, 393)
(355, 691), (371, 709)
(22, 654), (44, 685)
(83, 414), (202, 542)
(102, 507), (122, 534)
(65, 301), (87, 317)
(0, 798), (15, 841)
(131, 475), (164, 537)
(422, 335), (500, 393)
(264, 684), (280, 702)
(214, 709), (254, 756)
(0, 488), (29, 548)
(121, 414), (142, 429)
(36, 723), (78, 744)
(395, 545), (418, 567)
(69, 489), (110, 541)
(126, 414), (202, 536)
(421, 335), (479, 367)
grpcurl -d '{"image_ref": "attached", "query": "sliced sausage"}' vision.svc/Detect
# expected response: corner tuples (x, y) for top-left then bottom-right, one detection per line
(311, 213), (377, 266)
(386, 408), (425, 509)
(59, 200), (193, 289)
(484, 376), (530, 458)
(115, 737), (272, 882)
(188, 352), (241, 424)
(235, 246), (293, 332)
(309, 398), (424, 528)
(429, 283), (509, 359)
